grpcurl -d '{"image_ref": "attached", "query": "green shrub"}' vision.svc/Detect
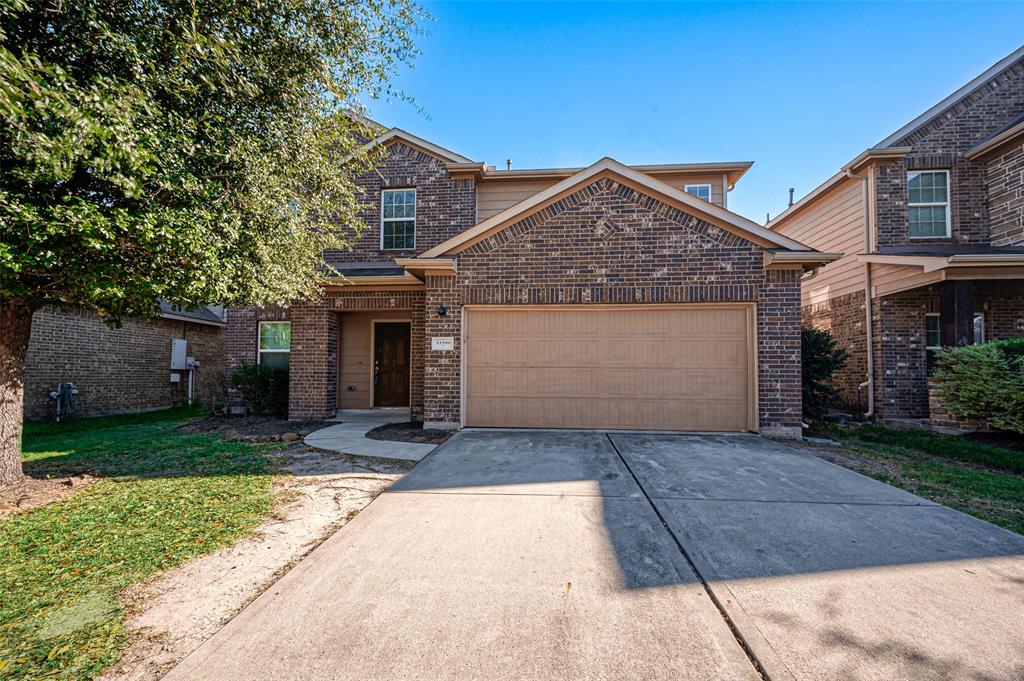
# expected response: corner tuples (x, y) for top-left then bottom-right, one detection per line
(229, 364), (289, 418)
(934, 339), (1024, 434)
(802, 327), (848, 420)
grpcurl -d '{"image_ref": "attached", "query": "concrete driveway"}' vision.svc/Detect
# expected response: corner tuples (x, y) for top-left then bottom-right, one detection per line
(164, 431), (1024, 681)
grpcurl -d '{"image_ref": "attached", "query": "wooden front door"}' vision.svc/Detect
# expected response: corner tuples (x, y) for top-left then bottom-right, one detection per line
(373, 322), (411, 407)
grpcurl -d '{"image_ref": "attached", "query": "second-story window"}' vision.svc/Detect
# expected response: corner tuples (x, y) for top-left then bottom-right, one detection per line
(908, 170), (950, 238)
(685, 184), (712, 202)
(381, 188), (416, 250)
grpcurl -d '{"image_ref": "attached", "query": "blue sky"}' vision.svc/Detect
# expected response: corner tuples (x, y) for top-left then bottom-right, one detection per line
(367, 1), (1024, 223)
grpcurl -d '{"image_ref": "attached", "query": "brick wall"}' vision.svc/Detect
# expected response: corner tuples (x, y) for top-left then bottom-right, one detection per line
(25, 307), (224, 420)
(988, 137), (1024, 246)
(874, 58), (1024, 249)
(228, 289), (426, 421)
(422, 276), (461, 427)
(873, 287), (938, 419)
(323, 142), (476, 266)
(452, 176), (802, 435)
(757, 269), (803, 435)
(287, 302), (338, 421)
(801, 290), (869, 411)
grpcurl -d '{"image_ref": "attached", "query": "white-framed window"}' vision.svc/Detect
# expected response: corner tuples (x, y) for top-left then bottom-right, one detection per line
(684, 184), (712, 202)
(908, 170), (950, 238)
(925, 313), (941, 350)
(925, 311), (985, 350)
(381, 188), (416, 250)
(258, 321), (291, 370)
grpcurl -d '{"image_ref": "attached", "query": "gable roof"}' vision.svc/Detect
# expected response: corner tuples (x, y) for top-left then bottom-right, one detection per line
(353, 127), (474, 164)
(420, 157), (815, 257)
(877, 44), (1024, 148)
(966, 113), (1024, 159)
(771, 45), (1024, 231)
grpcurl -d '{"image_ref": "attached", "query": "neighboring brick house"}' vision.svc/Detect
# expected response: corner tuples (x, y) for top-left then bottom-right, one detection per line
(769, 45), (1024, 424)
(227, 127), (835, 438)
(24, 303), (225, 421)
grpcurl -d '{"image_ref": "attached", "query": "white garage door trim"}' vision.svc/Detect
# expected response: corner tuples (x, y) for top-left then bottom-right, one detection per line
(460, 303), (759, 432)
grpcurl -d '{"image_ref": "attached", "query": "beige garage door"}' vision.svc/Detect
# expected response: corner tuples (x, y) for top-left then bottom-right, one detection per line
(464, 305), (756, 432)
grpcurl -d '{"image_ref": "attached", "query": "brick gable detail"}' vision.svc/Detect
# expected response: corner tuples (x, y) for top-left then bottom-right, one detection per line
(323, 142), (476, 266)
(874, 58), (1024, 248)
(445, 177), (802, 435)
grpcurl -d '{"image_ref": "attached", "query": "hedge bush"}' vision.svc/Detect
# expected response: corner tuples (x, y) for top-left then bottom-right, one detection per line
(802, 327), (848, 420)
(934, 339), (1024, 434)
(229, 364), (290, 418)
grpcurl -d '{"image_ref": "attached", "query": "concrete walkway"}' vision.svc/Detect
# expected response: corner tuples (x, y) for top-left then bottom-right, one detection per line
(164, 431), (1024, 681)
(303, 409), (437, 462)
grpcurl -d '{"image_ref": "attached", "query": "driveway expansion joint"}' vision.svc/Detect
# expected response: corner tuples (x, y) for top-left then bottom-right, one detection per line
(604, 433), (771, 681)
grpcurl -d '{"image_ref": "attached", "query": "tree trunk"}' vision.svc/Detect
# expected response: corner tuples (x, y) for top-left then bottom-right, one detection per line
(0, 299), (33, 487)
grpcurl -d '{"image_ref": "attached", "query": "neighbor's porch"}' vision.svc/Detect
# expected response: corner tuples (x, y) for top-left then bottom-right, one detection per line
(873, 278), (1024, 424)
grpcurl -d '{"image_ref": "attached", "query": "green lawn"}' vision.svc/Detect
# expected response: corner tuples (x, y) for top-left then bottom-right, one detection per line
(821, 425), (1024, 535)
(0, 409), (277, 680)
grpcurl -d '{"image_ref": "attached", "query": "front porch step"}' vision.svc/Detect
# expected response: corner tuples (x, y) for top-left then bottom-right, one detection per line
(329, 408), (410, 424)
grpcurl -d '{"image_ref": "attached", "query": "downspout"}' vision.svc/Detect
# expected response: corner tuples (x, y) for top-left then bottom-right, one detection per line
(845, 167), (875, 418)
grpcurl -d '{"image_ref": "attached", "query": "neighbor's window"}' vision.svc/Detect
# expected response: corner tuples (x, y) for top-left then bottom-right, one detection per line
(259, 322), (291, 370)
(685, 184), (712, 202)
(925, 313), (941, 350)
(908, 171), (950, 238)
(381, 188), (416, 250)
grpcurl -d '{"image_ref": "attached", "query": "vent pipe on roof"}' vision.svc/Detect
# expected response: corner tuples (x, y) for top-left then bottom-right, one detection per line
(506, 159), (512, 170)
(788, 188), (795, 207)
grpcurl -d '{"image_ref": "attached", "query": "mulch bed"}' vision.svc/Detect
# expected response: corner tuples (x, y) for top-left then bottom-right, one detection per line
(365, 421), (452, 445)
(0, 474), (98, 518)
(179, 415), (325, 443)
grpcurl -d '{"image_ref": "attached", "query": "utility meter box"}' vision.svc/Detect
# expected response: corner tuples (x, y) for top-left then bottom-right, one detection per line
(170, 339), (189, 370)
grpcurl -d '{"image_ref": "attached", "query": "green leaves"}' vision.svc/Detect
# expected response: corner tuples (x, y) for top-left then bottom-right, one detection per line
(0, 0), (424, 316)
(934, 339), (1024, 434)
(801, 327), (849, 420)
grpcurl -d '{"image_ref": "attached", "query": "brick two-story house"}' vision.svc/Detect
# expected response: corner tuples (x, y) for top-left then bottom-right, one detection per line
(227, 124), (836, 438)
(770, 45), (1024, 424)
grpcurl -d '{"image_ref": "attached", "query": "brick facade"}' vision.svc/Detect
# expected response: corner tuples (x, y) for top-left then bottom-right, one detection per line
(873, 288), (936, 419)
(227, 144), (807, 436)
(25, 307), (224, 420)
(873, 59), (1024, 249)
(323, 142), (476, 267)
(869, 282), (1024, 420)
(800, 291), (868, 410)
(988, 137), (1024, 246)
(453, 177), (802, 436)
(422, 276), (461, 428)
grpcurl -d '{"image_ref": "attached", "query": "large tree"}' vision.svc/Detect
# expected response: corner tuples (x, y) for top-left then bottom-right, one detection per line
(0, 0), (424, 485)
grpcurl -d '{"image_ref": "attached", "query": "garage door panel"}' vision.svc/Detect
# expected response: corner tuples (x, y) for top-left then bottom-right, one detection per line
(466, 396), (750, 431)
(469, 339), (749, 370)
(470, 367), (749, 400)
(465, 306), (754, 432)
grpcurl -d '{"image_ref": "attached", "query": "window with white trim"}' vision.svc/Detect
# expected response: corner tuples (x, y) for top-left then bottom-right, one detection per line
(925, 313), (941, 350)
(973, 312), (985, 344)
(908, 170), (950, 238)
(381, 188), (416, 250)
(258, 322), (291, 370)
(925, 312), (985, 351)
(684, 184), (712, 202)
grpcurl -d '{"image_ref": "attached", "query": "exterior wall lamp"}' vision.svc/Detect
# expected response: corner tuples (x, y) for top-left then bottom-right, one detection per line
(437, 304), (448, 317)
